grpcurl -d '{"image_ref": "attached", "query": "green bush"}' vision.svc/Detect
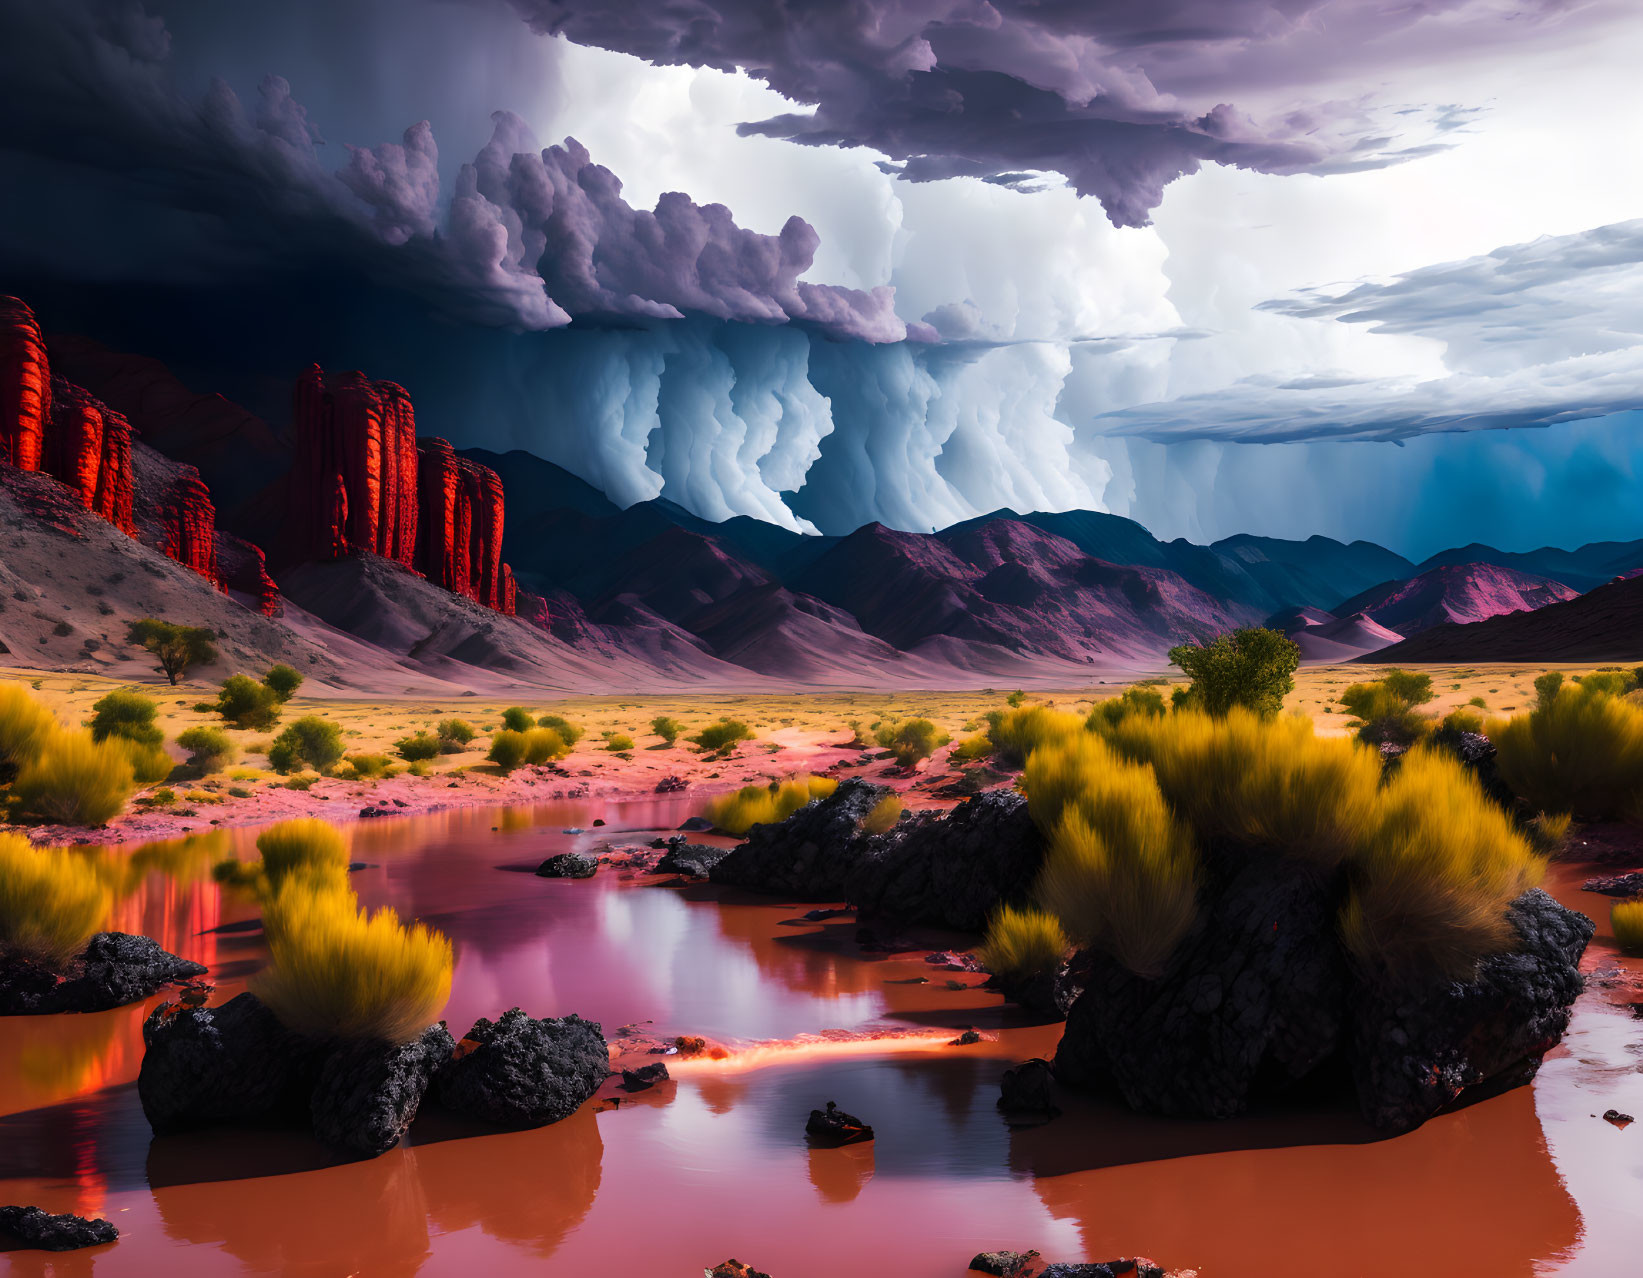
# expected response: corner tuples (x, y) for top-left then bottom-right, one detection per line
(874, 718), (950, 768)
(127, 619), (218, 685)
(1006, 690), (1027, 708)
(0, 832), (110, 967)
(11, 731), (136, 826)
(215, 674), (282, 731)
(1168, 626), (1300, 718)
(1532, 671), (1564, 709)
(343, 753), (393, 779)
(487, 730), (528, 771)
(256, 884), (452, 1043)
(690, 719), (753, 753)
(437, 719), (475, 752)
(650, 715), (682, 745)
(112, 737), (174, 785)
(536, 714), (584, 746)
(1341, 747), (1543, 978)
(267, 717), (345, 775)
(500, 706), (534, 732)
(1028, 732), (1199, 978)
(1490, 679), (1643, 821)
(395, 734), (442, 762)
(1086, 686), (1167, 730)
(1612, 900), (1643, 954)
(0, 683), (58, 776)
(605, 733), (635, 753)
(88, 689), (163, 747)
(984, 705), (1085, 768)
(705, 775), (838, 835)
(949, 732), (993, 762)
(257, 818), (351, 891)
(176, 726), (236, 773)
(263, 664), (304, 702)
(978, 904), (1069, 979)
(523, 727), (568, 765)
(1339, 675), (1432, 748)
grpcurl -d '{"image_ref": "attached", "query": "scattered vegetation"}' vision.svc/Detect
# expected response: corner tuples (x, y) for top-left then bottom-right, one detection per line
(216, 818), (352, 897)
(1168, 626), (1300, 718)
(650, 715), (682, 745)
(1490, 674), (1643, 821)
(705, 774), (838, 835)
(437, 718), (476, 752)
(88, 690), (163, 747)
(342, 753), (393, 779)
(1339, 669), (1436, 747)
(213, 674), (283, 731)
(984, 705), (1085, 768)
(395, 733), (442, 762)
(1086, 686), (1166, 730)
(11, 732), (136, 826)
(267, 717), (346, 775)
(0, 683), (57, 778)
(176, 726), (236, 774)
(0, 832), (110, 967)
(950, 732), (992, 762)
(111, 737), (174, 785)
(262, 664), (304, 702)
(691, 719), (754, 754)
(487, 730), (527, 771)
(126, 619), (218, 685)
(500, 706), (534, 732)
(874, 718), (950, 768)
(1611, 900), (1643, 954)
(861, 793), (903, 834)
(535, 714), (584, 746)
(604, 732), (635, 752)
(523, 727), (569, 764)
(978, 903), (1069, 979)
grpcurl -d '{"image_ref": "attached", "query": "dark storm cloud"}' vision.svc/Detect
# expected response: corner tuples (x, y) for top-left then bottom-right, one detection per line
(0, 0), (904, 339)
(502, 0), (1610, 227)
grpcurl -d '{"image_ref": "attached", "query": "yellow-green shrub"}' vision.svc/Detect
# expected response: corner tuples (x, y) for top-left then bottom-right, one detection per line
(248, 818), (351, 897)
(950, 732), (992, 762)
(0, 682), (56, 774)
(535, 714), (583, 746)
(1103, 708), (1381, 868)
(1028, 734), (1198, 977)
(1340, 747), (1543, 978)
(177, 726), (236, 773)
(1490, 682), (1643, 821)
(1525, 811), (1572, 855)
(11, 731), (136, 826)
(978, 904), (1069, 979)
(487, 729), (528, 770)
(705, 774), (838, 835)
(985, 705), (1085, 768)
(0, 832), (110, 966)
(111, 737), (173, 785)
(255, 885), (452, 1043)
(1611, 900), (1643, 953)
(604, 733), (635, 753)
(524, 727), (569, 764)
(1086, 686), (1167, 730)
(861, 793), (903, 834)
(874, 718), (951, 768)
(342, 753), (392, 779)
(691, 719), (753, 753)
(88, 689), (163, 747)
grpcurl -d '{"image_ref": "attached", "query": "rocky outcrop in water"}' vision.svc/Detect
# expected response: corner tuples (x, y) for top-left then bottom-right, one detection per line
(846, 788), (1043, 931)
(436, 1008), (608, 1127)
(0, 932), (206, 1015)
(0, 1205), (119, 1251)
(537, 852), (599, 879)
(710, 779), (892, 898)
(656, 838), (730, 877)
(804, 1100), (874, 1147)
(309, 1023), (455, 1156)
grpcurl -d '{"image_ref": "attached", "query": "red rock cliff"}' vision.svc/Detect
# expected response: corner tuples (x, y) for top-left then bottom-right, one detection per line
(47, 377), (136, 535)
(415, 438), (517, 614)
(1, 297), (51, 471)
(159, 468), (222, 587)
(291, 365), (420, 568)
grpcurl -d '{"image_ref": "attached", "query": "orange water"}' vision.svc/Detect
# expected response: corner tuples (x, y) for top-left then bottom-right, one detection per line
(2, 800), (1640, 1276)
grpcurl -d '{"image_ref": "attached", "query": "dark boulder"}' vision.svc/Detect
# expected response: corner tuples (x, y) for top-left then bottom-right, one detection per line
(846, 788), (1044, 932)
(656, 839), (730, 878)
(969, 1252), (1039, 1276)
(1582, 870), (1643, 897)
(309, 1023), (455, 1156)
(621, 1062), (669, 1091)
(436, 1007), (608, 1127)
(138, 992), (325, 1133)
(0, 932), (206, 1015)
(998, 1058), (1058, 1116)
(710, 779), (891, 898)
(1350, 887), (1593, 1132)
(1040, 1263), (1164, 1278)
(536, 852), (598, 879)
(707, 1262), (772, 1278)
(1055, 858), (1347, 1117)
(988, 951), (1088, 1019)
(677, 816), (713, 832)
(804, 1100), (873, 1147)
(0, 1205), (118, 1251)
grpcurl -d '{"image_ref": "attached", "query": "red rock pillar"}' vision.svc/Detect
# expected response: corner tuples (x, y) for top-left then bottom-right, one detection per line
(1, 296), (50, 471)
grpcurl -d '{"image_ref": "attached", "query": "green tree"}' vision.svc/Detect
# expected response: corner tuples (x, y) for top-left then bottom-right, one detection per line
(263, 664), (305, 702)
(267, 716), (345, 774)
(214, 674), (283, 730)
(127, 619), (218, 686)
(1168, 627), (1300, 718)
(650, 715), (682, 745)
(500, 706), (534, 732)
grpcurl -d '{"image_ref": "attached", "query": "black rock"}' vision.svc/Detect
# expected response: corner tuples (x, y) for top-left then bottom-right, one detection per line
(951, 1029), (982, 1046)
(1055, 857), (1347, 1118)
(0, 1205), (118, 1251)
(999, 1058), (1058, 1116)
(1350, 888), (1594, 1132)
(536, 852), (598, 879)
(847, 788), (1045, 932)
(1602, 1109), (1634, 1127)
(436, 1007), (608, 1127)
(1041, 1263), (1164, 1278)
(358, 806), (394, 819)
(654, 775), (687, 794)
(1582, 871), (1643, 898)
(988, 955), (1086, 1019)
(711, 779), (891, 898)
(138, 992), (325, 1134)
(969, 1251), (1039, 1277)
(309, 1023), (455, 1156)
(620, 1062), (669, 1091)
(0, 932), (207, 1015)
(677, 816), (714, 832)
(804, 1100), (873, 1147)
(656, 840), (730, 878)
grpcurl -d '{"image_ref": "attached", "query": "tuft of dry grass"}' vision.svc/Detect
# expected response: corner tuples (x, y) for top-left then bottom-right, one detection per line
(978, 904), (1069, 979)
(1340, 747), (1543, 979)
(11, 731), (136, 826)
(706, 774), (838, 835)
(0, 831), (110, 966)
(985, 705), (1086, 768)
(1611, 900), (1643, 954)
(0, 682), (57, 774)
(861, 793), (903, 834)
(1490, 681), (1643, 822)
(255, 882), (452, 1044)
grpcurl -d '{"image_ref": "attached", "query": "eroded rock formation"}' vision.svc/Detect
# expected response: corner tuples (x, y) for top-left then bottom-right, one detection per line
(414, 437), (516, 613)
(0, 296), (49, 471)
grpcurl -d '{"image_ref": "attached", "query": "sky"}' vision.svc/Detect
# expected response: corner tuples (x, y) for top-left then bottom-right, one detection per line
(2, 0), (1642, 559)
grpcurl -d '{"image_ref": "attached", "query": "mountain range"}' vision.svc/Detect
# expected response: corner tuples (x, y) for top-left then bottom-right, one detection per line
(4, 303), (1643, 691)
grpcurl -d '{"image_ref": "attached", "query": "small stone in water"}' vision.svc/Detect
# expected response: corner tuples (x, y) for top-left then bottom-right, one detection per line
(1603, 1109), (1634, 1128)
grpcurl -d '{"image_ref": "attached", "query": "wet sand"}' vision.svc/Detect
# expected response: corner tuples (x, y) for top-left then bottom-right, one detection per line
(1, 800), (1639, 1276)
